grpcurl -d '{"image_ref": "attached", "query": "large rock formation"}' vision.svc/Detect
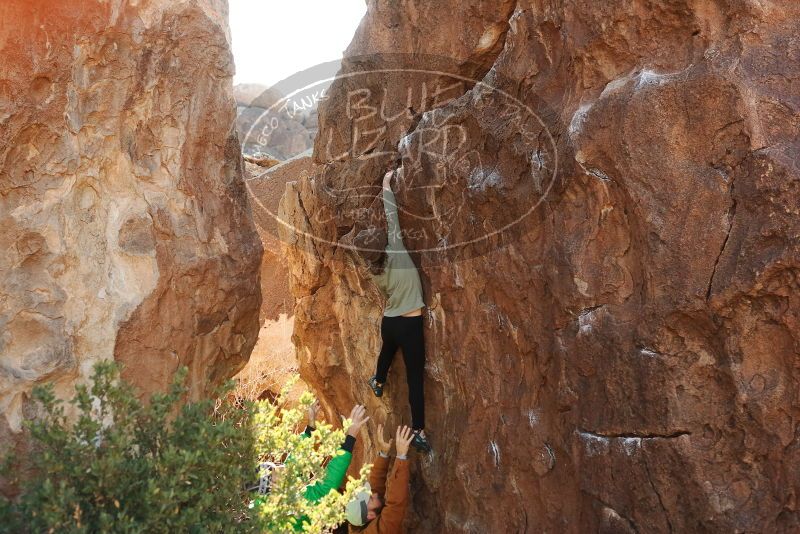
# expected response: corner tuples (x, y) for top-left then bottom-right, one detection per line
(246, 153), (314, 324)
(281, 1), (800, 532)
(237, 155), (313, 401)
(0, 0), (261, 465)
(234, 84), (317, 159)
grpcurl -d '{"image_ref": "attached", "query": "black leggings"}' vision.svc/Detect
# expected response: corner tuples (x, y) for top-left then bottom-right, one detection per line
(375, 315), (425, 430)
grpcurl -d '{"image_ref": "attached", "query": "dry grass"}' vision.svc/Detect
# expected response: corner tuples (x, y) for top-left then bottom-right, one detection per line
(231, 314), (306, 403)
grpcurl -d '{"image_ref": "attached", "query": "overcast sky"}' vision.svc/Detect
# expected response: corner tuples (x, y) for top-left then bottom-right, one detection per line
(229, 0), (367, 87)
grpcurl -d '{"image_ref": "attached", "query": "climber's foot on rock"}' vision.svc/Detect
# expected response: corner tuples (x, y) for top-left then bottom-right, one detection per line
(368, 376), (384, 398)
(411, 429), (431, 453)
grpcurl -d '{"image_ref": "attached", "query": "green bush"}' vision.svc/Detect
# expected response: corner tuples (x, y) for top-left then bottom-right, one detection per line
(0, 362), (254, 533)
(0, 363), (367, 534)
(250, 380), (370, 532)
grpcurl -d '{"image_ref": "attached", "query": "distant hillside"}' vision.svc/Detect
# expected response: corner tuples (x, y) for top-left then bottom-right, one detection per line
(234, 83), (317, 160)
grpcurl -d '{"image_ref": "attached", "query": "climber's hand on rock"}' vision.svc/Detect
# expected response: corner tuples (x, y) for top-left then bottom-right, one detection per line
(345, 404), (370, 437)
(376, 423), (393, 454)
(382, 170), (393, 190)
(307, 400), (320, 426)
(395, 425), (413, 457)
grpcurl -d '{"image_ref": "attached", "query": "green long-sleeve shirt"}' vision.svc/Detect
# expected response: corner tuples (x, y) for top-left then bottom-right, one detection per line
(293, 432), (355, 530)
(371, 188), (425, 316)
(302, 445), (352, 502)
(259, 429), (355, 532)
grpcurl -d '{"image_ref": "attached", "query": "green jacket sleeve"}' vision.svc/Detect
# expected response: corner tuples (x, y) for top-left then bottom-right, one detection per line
(303, 448), (353, 502)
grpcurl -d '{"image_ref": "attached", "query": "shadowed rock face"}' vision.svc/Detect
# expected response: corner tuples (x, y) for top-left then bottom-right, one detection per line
(0, 0), (261, 472)
(246, 155), (312, 324)
(281, 1), (800, 532)
(236, 156), (311, 402)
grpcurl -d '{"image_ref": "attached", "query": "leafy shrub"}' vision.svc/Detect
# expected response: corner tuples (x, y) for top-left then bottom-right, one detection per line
(0, 363), (367, 533)
(0, 362), (254, 533)
(250, 379), (370, 532)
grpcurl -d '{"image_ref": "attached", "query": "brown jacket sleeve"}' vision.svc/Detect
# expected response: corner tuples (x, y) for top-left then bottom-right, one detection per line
(363, 458), (410, 534)
(369, 454), (391, 496)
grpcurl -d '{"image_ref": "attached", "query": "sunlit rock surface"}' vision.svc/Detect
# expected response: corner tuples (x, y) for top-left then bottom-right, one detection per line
(239, 155), (312, 401)
(281, 1), (800, 531)
(0, 0), (261, 470)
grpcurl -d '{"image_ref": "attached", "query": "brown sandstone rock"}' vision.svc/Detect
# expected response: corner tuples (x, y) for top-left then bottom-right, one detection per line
(246, 155), (312, 323)
(236, 155), (312, 401)
(234, 83), (317, 160)
(0, 0), (261, 474)
(243, 153), (281, 168)
(281, 1), (800, 532)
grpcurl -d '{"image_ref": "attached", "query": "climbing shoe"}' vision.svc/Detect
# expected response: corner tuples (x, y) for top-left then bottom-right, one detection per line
(368, 376), (384, 398)
(411, 430), (432, 453)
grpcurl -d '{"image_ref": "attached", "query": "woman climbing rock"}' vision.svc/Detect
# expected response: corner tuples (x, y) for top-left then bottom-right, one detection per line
(354, 164), (431, 453)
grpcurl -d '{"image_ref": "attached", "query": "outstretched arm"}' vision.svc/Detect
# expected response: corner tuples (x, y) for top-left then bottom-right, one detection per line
(369, 424), (393, 495)
(382, 170), (404, 251)
(303, 405), (369, 502)
(364, 426), (413, 534)
(303, 447), (353, 503)
(368, 460), (409, 532)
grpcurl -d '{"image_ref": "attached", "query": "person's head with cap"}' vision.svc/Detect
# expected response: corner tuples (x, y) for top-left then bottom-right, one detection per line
(345, 482), (384, 526)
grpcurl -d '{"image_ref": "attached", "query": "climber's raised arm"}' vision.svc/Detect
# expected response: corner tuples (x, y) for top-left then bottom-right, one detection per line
(364, 425), (412, 533)
(303, 404), (369, 502)
(369, 423), (394, 495)
(382, 170), (404, 251)
(363, 164), (430, 455)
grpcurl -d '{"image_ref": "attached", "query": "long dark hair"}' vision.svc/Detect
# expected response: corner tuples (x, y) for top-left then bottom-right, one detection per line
(368, 251), (388, 275)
